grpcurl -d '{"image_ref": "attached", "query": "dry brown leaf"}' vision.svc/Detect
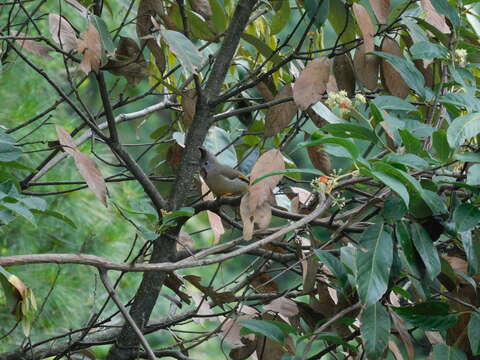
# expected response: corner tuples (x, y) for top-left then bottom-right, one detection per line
(229, 338), (257, 360)
(420, 0), (450, 34)
(164, 272), (191, 304)
(191, 292), (216, 324)
(12, 31), (52, 59)
(414, 59), (434, 88)
(250, 272), (278, 294)
(307, 144), (331, 175)
(293, 57), (330, 110)
(333, 53), (355, 97)
(181, 88), (197, 128)
(240, 150), (284, 239)
(49, 14), (78, 52)
(176, 231), (194, 251)
(166, 143), (184, 170)
(189, 0), (212, 19)
(353, 3), (374, 52)
(290, 186), (313, 214)
(388, 340), (404, 360)
(76, 22), (102, 74)
(56, 126), (107, 205)
(380, 37), (409, 98)
(353, 43), (379, 90)
(326, 74), (338, 93)
(201, 181), (225, 243)
(221, 315), (256, 348)
(264, 297), (299, 317)
(184, 274), (236, 306)
(265, 84), (297, 137)
(301, 254), (318, 294)
(370, 0), (390, 24)
(106, 36), (148, 86)
(136, 0), (166, 73)
(256, 81), (275, 101)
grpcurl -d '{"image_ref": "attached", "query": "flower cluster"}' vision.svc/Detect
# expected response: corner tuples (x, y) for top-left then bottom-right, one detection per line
(325, 90), (352, 115)
(454, 48), (468, 67)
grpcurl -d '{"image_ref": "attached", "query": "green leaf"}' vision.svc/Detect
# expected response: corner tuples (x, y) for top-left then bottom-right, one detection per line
(303, 0), (330, 29)
(410, 41), (448, 60)
(314, 250), (348, 288)
(271, 0), (290, 34)
(468, 312), (480, 355)
(429, 0), (460, 27)
(393, 301), (458, 331)
(160, 30), (203, 75)
(460, 231), (480, 276)
(453, 203), (480, 232)
(386, 154), (429, 170)
(411, 223), (441, 281)
(251, 168), (324, 185)
(360, 303), (390, 359)
(322, 123), (379, 143)
(372, 51), (429, 98)
(440, 92), (480, 112)
(447, 113), (480, 149)
(432, 344), (467, 360)
(455, 152), (480, 162)
(31, 210), (77, 228)
(399, 129), (428, 158)
(415, 18), (450, 47)
(372, 95), (418, 113)
(368, 169), (409, 206)
(328, 0), (356, 46)
(356, 223), (393, 305)
(90, 15), (115, 54)
(432, 130), (452, 162)
(297, 136), (359, 159)
(0, 201), (35, 225)
(209, 0), (227, 33)
(381, 196), (407, 221)
(467, 164), (480, 186)
(240, 33), (284, 66)
(239, 319), (285, 344)
(397, 222), (423, 278)
(0, 131), (22, 162)
(310, 102), (345, 124)
(163, 207), (195, 225)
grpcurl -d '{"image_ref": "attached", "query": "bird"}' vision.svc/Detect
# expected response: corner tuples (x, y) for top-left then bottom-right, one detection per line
(198, 147), (249, 197)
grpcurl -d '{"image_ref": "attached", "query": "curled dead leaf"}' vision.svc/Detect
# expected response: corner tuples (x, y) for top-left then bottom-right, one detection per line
(265, 83), (297, 137)
(293, 57), (330, 110)
(370, 0), (390, 24)
(264, 297), (299, 317)
(76, 22), (102, 74)
(353, 3), (374, 52)
(56, 126), (107, 205)
(181, 88), (197, 128)
(256, 81), (275, 101)
(189, 0), (212, 19)
(307, 144), (331, 176)
(49, 14), (78, 52)
(250, 272), (278, 294)
(353, 43), (380, 90)
(166, 143), (184, 170)
(200, 181), (225, 243)
(106, 36), (148, 86)
(380, 37), (409, 98)
(11, 31), (52, 59)
(333, 53), (355, 97)
(420, 0), (450, 34)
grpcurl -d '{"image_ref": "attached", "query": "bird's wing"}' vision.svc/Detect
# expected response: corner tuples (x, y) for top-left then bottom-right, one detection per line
(219, 165), (249, 183)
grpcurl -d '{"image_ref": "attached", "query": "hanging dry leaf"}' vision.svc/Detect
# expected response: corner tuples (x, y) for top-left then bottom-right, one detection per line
(176, 231), (194, 251)
(191, 292), (216, 324)
(420, 0), (450, 34)
(56, 126), (107, 205)
(391, 311), (415, 360)
(333, 53), (355, 97)
(353, 43), (380, 90)
(76, 22), (102, 74)
(380, 37), (409, 98)
(293, 57), (330, 110)
(189, 0), (212, 19)
(256, 81), (275, 101)
(221, 315), (256, 348)
(414, 59), (434, 88)
(264, 297), (299, 317)
(49, 14), (78, 52)
(229, 338), (257, 360)
(11, 31), (51, 59)
(290, 186), (313, 214)
(265, 83), (297, 137)
(353, 3), (374, 52)
(181, 88), (197, 127)
(370, 0), (390, 24)
(201, 181), (225, 243)
(184, 275), (236, 306)
(136, 0), (166, 73)
(240, 194), (255, 241)
(106, 36), (148, 86)
(164, 272), (191, 304)
(326, 74), (338, 93)
(307, 144), (331, 176)
(301, 254), (318, 293)
(388, 340), (404, 360)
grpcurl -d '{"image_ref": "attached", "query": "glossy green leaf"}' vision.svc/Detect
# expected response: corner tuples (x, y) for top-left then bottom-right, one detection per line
(467, 164), (480, 186)
(314, 250), (348, 288)
(460, 231), (480, 276)
(239, 319), (285, 344)
(453, 203), (480, 232)
(0, 131), (22, 162)
(161, 30), (204, 75)
(372, 95), (418, 113)
(455, 152), (480, 162)
(399, 129), (428, 158)
(310, 101), (345, 124)
(360, 303), (390, 359)
(372, 51), (429, 98)
(432, 344), (467, 360)
(386, 154), (429, 170)
(430, 0), (460, 26)
(468, 312), (480, 355)
(393, 301), (457, 331)
(415, 18), (450, 47)
(90, 15), (115, 54)
(411, 223), (441, 280)
(303, 0), (330, 29)
(432, 130), (452, 162)
(240, 33), (284, 65)
(368, 170), (409, 206)
(410, 41), (448, 60)
(447, 113), (480, 149)
(322, 123), (378, 143)
(271, 0), (290, 34)
(328, 0), (356, 46)
(209, 0), (227, 33)
(0, 201), (35, 225)
(32, 210), (77, 228)
(356, 223), (393, 305)
(381, 196), (407, 221)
